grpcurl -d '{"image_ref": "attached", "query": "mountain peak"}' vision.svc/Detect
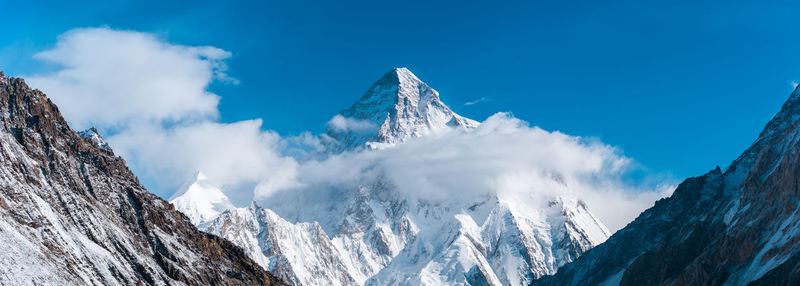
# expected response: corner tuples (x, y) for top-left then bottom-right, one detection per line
(380, 67), (421, 86)
(78, 127), (111, 151)
(375, 67), (417, 83)
(352, 67), (430, 107)
(169, 171), (234, 225)
(325, 68), (478, 151)
(194, 170), (208, 181)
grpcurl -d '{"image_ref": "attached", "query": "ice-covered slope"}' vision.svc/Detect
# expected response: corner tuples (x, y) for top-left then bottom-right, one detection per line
(536, 85), (800, 285)
(325, 67), (478, 151)
(0, 72), (283, 285)
(204, 180), (608, 286)
(183, 68), (611, 286)
(169, 171), (234, 226)
(364, 195), (609, 286)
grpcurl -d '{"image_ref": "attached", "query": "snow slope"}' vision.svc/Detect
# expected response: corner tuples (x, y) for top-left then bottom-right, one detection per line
(177, 68), (611, 286)
(170, 171), (235, 226)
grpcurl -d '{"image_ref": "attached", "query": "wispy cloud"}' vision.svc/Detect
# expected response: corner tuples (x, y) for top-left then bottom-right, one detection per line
(262, 113), (673, 232)
(326, 114), (377, 133)
(27, 27), (295, 203)
(464, 97), (490, 106)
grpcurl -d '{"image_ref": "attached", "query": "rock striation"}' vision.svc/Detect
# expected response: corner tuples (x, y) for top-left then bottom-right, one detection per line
(0, 71), (284, 285)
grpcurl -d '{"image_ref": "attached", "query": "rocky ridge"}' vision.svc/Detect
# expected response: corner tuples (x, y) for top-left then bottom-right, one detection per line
(535, 85), (800, 285)
(0, 71), (284, 285)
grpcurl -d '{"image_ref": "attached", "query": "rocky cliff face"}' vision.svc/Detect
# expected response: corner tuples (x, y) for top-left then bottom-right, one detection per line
(0, 72), (284, 285)
(175, 68), (611, 286)
(536, 86), (800, 285)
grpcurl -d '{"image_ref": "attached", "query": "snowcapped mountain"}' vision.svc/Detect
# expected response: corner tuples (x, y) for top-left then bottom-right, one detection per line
(177, 68), (612, 285)
(0, 72), (283, 285)
(169, 171), (235, 226)
(363, 195), (610, 286)
(536, 86), (800, 285)
(325, 67), (478, 151)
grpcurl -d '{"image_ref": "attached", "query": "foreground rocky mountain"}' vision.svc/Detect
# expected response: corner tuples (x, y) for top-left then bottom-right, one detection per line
(173, 68), (611, 285)
(536, 86), (800, 285)
(0, 72), (283, 285)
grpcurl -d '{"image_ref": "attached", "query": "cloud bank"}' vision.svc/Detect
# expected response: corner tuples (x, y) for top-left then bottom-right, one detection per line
(27, 27), (294, 203)
(27, 27), (672, 231)
(268, 113), (673, 231)
(29, 28), (230, 128)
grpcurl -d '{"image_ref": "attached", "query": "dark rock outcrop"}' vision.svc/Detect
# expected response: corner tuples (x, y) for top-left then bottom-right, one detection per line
(536, 86), (800, 285)
(0, 71), (285, 285)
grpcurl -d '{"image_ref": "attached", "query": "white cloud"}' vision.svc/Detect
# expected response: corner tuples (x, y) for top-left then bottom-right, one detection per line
(266, 113), (673, 231)
(27, 27), (293, 203)
(464, 97), (489, 106)
(327, 114), (378, 133)
(28, 27), (230, 129)
(110, 120), (298, 195)
(27, 27), (672, 230)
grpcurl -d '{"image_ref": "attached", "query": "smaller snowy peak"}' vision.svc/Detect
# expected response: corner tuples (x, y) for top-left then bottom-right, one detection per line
(78, 127), (111, 151)
(169, 171), (234, 226)
(326, 67), (479, 151)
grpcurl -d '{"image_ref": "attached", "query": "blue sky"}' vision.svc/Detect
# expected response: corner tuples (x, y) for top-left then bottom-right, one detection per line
(2, 0), (799, 183)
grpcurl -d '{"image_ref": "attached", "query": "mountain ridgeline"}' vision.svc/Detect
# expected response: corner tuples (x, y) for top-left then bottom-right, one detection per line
(536, 86), (800, 285)
(8, 63), (799, 286)
(172, 68), (611, 286)
(0, 72), (284, 285)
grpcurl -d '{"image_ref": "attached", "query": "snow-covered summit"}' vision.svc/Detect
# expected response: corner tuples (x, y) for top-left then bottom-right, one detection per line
(169, 171), (235, 226)
(179, 68), (613, 286)
(326, 68), (478, 151)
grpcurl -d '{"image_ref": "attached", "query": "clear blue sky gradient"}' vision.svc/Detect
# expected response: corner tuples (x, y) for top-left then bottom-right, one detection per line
(2, 0), (799, 181)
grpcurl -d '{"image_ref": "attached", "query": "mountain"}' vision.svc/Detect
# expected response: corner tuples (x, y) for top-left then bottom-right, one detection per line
(169, 171), (235, 226)
(324, 67), (478, 151)
(184, 68), (611, 285)
(78, 127), (111, 151)
(535, 86), (800, 285)
(0, 72), (284, 285)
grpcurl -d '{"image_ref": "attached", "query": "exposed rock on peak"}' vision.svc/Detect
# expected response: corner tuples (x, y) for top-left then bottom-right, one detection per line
(78, 127), (111, 151)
